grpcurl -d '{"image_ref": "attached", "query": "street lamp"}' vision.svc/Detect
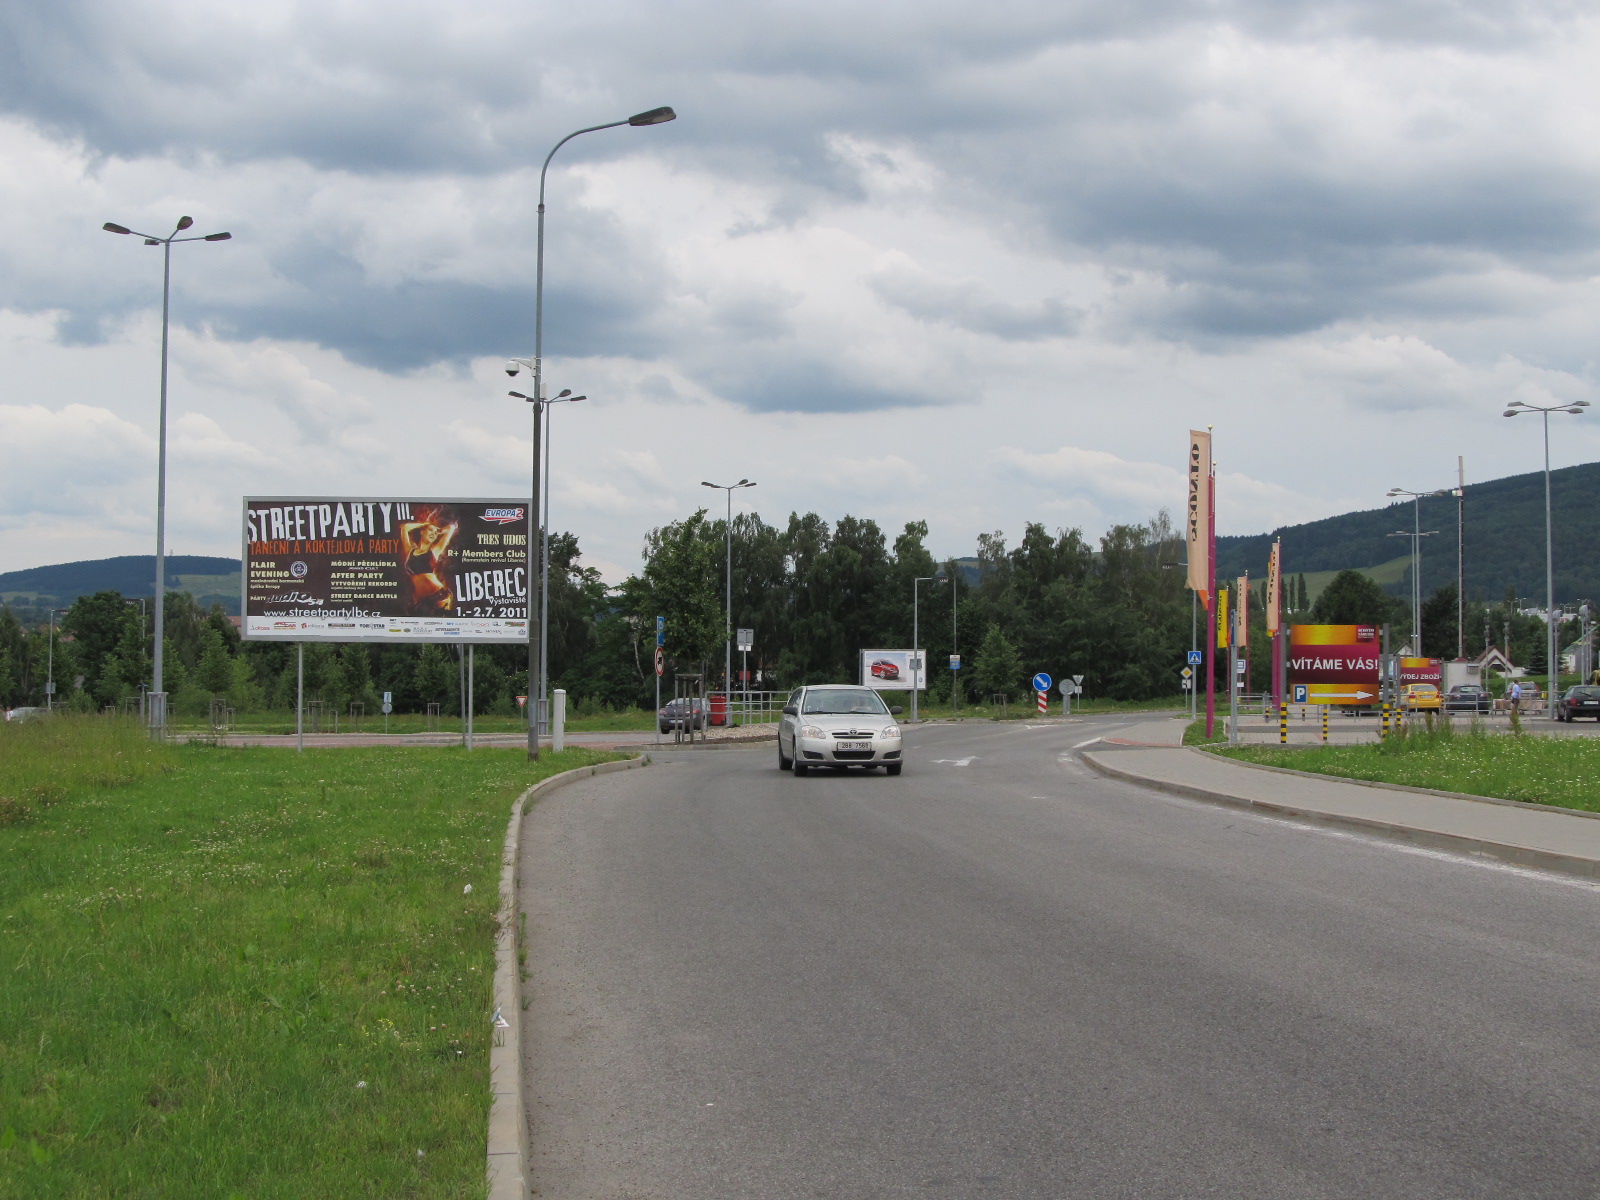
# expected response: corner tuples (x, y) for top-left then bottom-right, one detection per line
(507, 375), (584, 756)
(1386, 487), (1449, 655)
(510, 378), (585, 726)
(912, 576), (942, 723)
(506, 106), (675, 761)
(1504, 396), (1589, 718)
(702, 480), (756, 705)
(46, 607), (68, 711)
(102, 215), (230, 738)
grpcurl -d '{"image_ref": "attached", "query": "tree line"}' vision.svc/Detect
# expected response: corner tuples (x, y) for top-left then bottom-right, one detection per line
(5, 509), (1570, 716)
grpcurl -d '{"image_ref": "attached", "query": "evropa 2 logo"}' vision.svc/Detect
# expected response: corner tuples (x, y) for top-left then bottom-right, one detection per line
(480, 508), (525, 525)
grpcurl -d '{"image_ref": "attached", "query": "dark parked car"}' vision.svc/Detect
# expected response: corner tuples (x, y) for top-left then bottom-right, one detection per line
(1443, 684), (1492, 713)
(1556, 685), (1600, 721)
(658, 697), (707, 733)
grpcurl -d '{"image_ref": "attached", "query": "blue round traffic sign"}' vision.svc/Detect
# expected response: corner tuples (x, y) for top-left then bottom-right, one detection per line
(1032, 672), (1052, 693)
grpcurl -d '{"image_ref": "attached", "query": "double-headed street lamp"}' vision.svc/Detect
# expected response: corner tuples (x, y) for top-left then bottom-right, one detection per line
(702, 479), (756, 703)
(912, 576), (943, 723)
(1503, 396), (1589, 718)
(1386, 486), (1449, 655)
(507, 374), (584, 756)
(101, 215), (230, 738)
(507, 105), (675, 761)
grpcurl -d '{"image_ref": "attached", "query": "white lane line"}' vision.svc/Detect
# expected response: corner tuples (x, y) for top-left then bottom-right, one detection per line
(930, 756), (976, 766)
(1073, 737), (1102, 749)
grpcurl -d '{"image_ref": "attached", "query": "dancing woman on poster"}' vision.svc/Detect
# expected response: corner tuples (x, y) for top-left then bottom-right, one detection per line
(400, 511), (458, 612)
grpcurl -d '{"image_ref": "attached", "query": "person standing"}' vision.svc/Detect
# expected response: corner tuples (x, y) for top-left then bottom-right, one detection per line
(1510, 679), (1523, 712)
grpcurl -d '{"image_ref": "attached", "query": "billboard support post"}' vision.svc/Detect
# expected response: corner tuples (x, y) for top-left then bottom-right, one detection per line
(295, 643), (304, 754)
(466, 646), (475, 752)
(1206, 464), (1217, 738)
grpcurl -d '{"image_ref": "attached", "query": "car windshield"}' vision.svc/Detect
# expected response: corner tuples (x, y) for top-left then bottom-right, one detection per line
(802, 688), (890, 716)
(1569, 687), (1600, 699)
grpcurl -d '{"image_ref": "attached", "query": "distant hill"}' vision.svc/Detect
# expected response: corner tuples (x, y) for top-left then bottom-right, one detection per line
(0, 555), (242, 615)
(1215, 461), (1600, 605)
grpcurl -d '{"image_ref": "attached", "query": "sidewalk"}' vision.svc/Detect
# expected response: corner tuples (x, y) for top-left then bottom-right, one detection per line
(1082, 745), (1600, 881)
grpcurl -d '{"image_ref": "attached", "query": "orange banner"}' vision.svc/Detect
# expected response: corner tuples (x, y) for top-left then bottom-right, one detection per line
(1265, 540), (1281, 634)
(1186, 430), (1211, 595)
(1236, 576), (1249, 648)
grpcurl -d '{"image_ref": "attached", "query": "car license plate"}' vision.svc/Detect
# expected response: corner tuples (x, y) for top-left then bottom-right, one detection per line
(837, 741), (871, 752)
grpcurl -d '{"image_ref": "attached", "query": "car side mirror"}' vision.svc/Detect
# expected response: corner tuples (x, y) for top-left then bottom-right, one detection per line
(890, 706), (903, 715)
(782, 704), (798, 716)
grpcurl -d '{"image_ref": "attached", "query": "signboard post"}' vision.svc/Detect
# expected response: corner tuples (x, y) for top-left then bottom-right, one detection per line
(654, 623), (665, 746)
(736, 628), (754, 725)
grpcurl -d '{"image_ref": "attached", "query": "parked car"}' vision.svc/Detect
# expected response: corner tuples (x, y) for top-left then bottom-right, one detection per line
(1399, 683), (1441, 711)
(657, 697), (707, 733)
(1443, 684), (1492, 713)
(3, 706), (48, 723)
(869, 659), (900, 681)
(1556, 685), (1600, 721)
(778, 685), (904, 776)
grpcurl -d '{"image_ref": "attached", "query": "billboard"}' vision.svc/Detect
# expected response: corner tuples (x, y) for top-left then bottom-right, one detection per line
(859, 649), (929, 691)
(1398, 657), (1443, 685)
(1288, 624), (1380, 705)
(242, 497), (530, 642)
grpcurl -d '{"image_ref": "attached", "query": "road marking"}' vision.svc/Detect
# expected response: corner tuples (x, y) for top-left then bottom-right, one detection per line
(930, 756), (976, 766)
(1073, 737), (1101, 749)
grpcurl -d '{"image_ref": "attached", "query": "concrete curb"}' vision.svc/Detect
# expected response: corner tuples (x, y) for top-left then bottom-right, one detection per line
(487, 754), (651, 1200)
(1081, 748), (1600, 882)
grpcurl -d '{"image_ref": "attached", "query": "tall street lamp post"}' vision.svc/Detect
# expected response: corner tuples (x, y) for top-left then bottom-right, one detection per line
(702, 479), (756, 706)
(1386, 486), (1449, 655)
(506, 105), (675, 761)
(102, 215), (230, 738)
(507, 376), (584, 755)
(47, 607), (68, 712)
(912, 576), (941, 723)
(1504, 396), (1589, 718)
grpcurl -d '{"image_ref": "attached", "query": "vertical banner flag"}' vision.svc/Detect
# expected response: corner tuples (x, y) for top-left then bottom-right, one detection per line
(1216, 588), (1230, 649)
(1236, 576), (1249, 648)
(1265, 540), (1281, 634)
(1186, 430), (1212, 602)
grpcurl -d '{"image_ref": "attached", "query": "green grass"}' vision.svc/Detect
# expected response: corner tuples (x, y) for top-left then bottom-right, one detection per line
(0, 716), (626, 1198)
(165, 708), (666, 736)
(1212, 723), (1600, 813)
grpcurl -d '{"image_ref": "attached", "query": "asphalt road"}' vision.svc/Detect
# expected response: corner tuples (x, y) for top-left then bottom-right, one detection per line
(518, 714), (1600, 1199)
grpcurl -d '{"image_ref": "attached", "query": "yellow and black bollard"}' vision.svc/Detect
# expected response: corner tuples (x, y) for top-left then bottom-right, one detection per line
(1380, 699), (1390, 741)
(1321, 703), (1329, 743)
(1279, 700), (1289, 744)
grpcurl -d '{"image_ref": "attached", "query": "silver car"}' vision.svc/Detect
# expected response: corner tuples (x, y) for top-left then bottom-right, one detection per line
(777, 685), (904, 776)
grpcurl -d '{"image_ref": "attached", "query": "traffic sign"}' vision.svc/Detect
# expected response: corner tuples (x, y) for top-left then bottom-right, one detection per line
(1187, 650), (1203, 666)
(736, 627), (754, 652)
(654, 647), (665, 677)
(1236, 659), (1246, 674)
(949, 654), (961, 670)
(1181, 667), (1193, 679)
(383, 691), (392, 704)
(1182, 679), (1193, 690)
(1072, 675), (1084, 686)
(1058, 679), (1071, 694)
(515, 695), (527, 708)
(1293, 684), (1308, 703)
(1032, 672), (1053, 693)
(381, 701), (393, 715)
(656, 615), (665, 647)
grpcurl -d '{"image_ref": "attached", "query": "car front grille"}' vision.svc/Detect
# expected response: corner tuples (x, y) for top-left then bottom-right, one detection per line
(832, 750), (876, 760)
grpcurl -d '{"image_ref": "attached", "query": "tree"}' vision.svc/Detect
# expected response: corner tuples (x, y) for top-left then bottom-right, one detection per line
(196, 626), (234, 694)
(971, 623), (1024, 700)
(1311, 570), (1390, 626)
(1420, 584), (1460, 660)
(413, 644), (454, 710)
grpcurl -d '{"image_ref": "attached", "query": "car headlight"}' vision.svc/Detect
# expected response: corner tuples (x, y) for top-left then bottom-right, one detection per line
(878, 725), (901, 739)
(800, 725), (826, 739)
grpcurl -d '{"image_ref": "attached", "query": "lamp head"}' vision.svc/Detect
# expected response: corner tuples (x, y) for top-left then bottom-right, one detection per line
(102, 222), (131, 235)
(203, 232), (231, 241)
(509, 390), (532, 401)
(1502, 410), (1518, 418)
(144, 238), (160, 245)
(628, 106), (676, 126)
(701, 481), (716, 488)
(175, 216), (194, 231)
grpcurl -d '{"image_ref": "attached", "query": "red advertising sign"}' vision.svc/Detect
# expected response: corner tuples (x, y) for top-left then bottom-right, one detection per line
(1398, 657), (1443, 685)
(1289, 624), (1380, 705)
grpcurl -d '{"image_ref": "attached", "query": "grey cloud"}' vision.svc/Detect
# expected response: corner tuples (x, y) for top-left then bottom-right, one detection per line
(867, 263), (1079, 341)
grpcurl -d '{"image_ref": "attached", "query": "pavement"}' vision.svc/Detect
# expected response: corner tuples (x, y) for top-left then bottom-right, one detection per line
(513, 715), (1600, 1198)
(1082, 717), (1600, 880)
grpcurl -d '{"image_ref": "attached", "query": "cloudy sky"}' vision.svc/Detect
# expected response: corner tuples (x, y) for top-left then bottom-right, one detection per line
(3, 0), (1598, 581)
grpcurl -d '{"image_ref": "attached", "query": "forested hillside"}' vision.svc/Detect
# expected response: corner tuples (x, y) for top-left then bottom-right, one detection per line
(1215, 461), (1600, 604)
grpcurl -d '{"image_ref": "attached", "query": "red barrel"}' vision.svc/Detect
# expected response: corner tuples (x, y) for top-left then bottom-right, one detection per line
(709, 692), (729, 727)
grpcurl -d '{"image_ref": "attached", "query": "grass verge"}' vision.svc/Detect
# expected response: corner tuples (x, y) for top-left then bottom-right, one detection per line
(0, 716), (625, 1198)
(1211, 722), (1600, 813)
